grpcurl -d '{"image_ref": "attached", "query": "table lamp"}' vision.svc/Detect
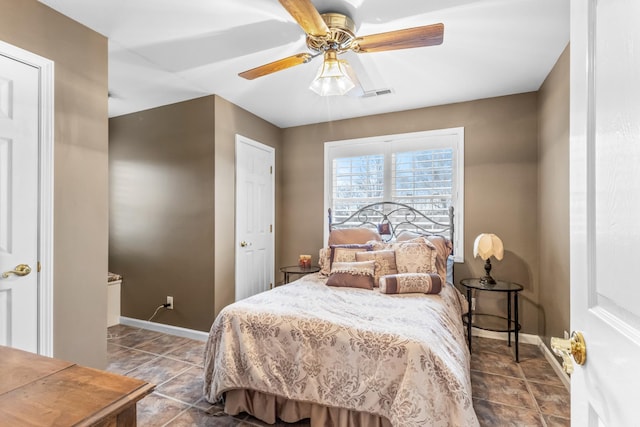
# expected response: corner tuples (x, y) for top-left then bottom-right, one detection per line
(473, 233), (504, 284)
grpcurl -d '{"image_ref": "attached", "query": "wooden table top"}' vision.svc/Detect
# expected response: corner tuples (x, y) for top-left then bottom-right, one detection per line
(0, 346), (74, 395)
(0, 346), (154, 426)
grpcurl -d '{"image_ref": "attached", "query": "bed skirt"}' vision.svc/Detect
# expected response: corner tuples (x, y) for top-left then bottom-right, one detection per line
(224, 389), (392, 427)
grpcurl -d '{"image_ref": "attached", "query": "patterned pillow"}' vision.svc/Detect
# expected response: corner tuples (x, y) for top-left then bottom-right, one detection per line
(396, 232), (452, 283)
(367, 239), (392, 251)
(379, 273), (442, 294)
(327, 261), (375, 289)
(329, 244), (373, 267)
(392, 237), (437, 274)
(318, 247), (331, 276)
(396, 230), (423, 242)
(355, 250), (397, 287)
(425, 235), (453, 284)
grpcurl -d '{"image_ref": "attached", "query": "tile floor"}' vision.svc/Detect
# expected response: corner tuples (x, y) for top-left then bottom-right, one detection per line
(107, 324), (570, 426)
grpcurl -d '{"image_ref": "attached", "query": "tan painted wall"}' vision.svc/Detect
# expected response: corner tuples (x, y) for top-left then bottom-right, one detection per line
(109, 95), (281, 331)
(213, 96), (282, 317)
(107, 71), (566, 339)
(109, 97), (216, 331)
(280, 93), (541, 334)
(538, 44), (570, 347)
(0, 0), (108, 367)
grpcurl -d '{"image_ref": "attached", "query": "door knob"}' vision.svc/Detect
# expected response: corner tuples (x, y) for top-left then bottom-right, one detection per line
(240, 241), (248, 247)
(550, 331), (586, 375)
(1, 264), (32, 279)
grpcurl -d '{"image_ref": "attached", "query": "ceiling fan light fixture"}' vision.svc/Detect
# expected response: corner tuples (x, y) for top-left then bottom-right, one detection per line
(309, 50), (355, 96)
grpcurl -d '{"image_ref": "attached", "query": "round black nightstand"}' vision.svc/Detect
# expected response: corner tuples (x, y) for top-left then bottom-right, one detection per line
(459, 278), (524, 362)
(280, 265), (320, 284)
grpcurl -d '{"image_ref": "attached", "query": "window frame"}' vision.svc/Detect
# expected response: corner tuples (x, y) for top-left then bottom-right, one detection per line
(324, 127), (465, 262)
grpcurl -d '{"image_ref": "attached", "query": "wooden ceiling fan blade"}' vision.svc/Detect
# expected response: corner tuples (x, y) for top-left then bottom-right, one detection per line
(238, 53), (313, 80)
(353, 23), (444, 53)
(279, 0), (329, 37)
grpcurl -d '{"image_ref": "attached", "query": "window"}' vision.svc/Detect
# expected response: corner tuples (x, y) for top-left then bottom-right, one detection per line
(324, 128), (464, 261)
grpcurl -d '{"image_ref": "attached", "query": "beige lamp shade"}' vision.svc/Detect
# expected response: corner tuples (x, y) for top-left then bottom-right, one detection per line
(473, 233), (504, 261)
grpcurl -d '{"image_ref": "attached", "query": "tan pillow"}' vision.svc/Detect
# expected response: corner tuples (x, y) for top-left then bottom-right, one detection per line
(425, 235), (453, 284)
(328, 228), (382, 246)
(355, 250), (397, 287)
(368, 239), (392, 251)
(392, 237), (437, 274)
(396, 230), (423, 242)
(327, 261), (375, 290)
(379, 273), (442, 294)
(318, 247), (331, 276)
(330, 244), (372, 267)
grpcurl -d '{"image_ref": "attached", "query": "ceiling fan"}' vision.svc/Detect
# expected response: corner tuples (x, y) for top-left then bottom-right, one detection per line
(238, 0), (444, 96)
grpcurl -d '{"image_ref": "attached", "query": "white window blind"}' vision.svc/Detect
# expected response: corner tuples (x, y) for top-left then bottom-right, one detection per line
(332, 154), (384, 223)
(324, 128), (464, 261)
(392, 148), (453, 226)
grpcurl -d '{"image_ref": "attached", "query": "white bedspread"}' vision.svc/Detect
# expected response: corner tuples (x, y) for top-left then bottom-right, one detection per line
(204, 274), (479, 427)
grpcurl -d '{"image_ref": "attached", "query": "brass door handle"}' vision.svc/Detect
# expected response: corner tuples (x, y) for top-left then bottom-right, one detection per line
(550, 331), (586, 375)
(1, 264), (32, 279)
(240, 241), (249, 247)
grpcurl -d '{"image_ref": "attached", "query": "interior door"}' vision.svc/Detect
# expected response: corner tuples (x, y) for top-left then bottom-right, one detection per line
(235, 135), (274, 301)
(0, 54), (39, 353)
(569, 0), (640, 425)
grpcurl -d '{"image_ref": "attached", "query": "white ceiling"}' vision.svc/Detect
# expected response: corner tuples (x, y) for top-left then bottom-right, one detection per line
(38, 0), (569, 128)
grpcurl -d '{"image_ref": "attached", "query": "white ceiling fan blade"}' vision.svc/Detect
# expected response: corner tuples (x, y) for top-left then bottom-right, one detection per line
(136, 20), (302, 72)
(343, 52), (385, 98)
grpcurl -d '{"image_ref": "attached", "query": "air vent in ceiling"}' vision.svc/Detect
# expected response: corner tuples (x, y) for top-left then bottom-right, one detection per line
(362, 88), (393, 98)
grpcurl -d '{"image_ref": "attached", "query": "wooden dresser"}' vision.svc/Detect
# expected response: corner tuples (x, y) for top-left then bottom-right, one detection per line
(0, 346), (154, 426)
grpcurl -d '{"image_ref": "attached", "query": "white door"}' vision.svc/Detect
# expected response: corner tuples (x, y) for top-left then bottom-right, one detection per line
(0, 54), (40, 353)
(235, 135), (274, 301)
(570, 0), (640, 425)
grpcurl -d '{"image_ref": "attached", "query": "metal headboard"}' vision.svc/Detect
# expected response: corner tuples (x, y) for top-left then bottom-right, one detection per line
(328, 202), (454, 245)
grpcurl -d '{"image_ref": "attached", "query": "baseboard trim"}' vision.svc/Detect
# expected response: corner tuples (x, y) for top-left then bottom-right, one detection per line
(538, 336), (571, 391)
(471, 329), (570, 391)
(119, 317), (209, 342)
(470, 328), (539, 345)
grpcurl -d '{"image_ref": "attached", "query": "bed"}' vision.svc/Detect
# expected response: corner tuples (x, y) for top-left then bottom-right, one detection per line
(203, 202), (479, 427)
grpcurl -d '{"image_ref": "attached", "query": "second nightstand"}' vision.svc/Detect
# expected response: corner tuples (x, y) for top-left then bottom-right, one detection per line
(459, 278), (523, 362)
(280, 265), (320, 284)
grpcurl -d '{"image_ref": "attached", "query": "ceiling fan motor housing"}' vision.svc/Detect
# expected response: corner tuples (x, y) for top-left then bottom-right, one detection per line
(306, 13), (356, 53)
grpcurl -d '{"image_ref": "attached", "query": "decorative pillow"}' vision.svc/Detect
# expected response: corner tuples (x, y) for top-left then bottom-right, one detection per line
(326, 261), (375, 289)
(396, 230), (423, 242)
(392, 237), (437, 274)
(379, 273), (442, 294)
(355, 250), (397, 287)
(329, 244), (372, 267)
(328, 228), (382, 246)
(425, 235), (453, 283)
(319, 247), (331, 276)
(367, 239), (392, 251)
(396, 232), (452, 283)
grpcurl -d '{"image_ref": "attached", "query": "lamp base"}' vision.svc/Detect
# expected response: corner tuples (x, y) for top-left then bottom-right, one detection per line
(479, 275), (497, 285)
(480, 258), (496, 285)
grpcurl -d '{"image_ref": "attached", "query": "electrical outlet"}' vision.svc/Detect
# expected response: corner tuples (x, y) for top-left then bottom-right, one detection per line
(564, 330), (569, 340)
(471, 297), (476, 311)
(166, 296), (174, 310)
